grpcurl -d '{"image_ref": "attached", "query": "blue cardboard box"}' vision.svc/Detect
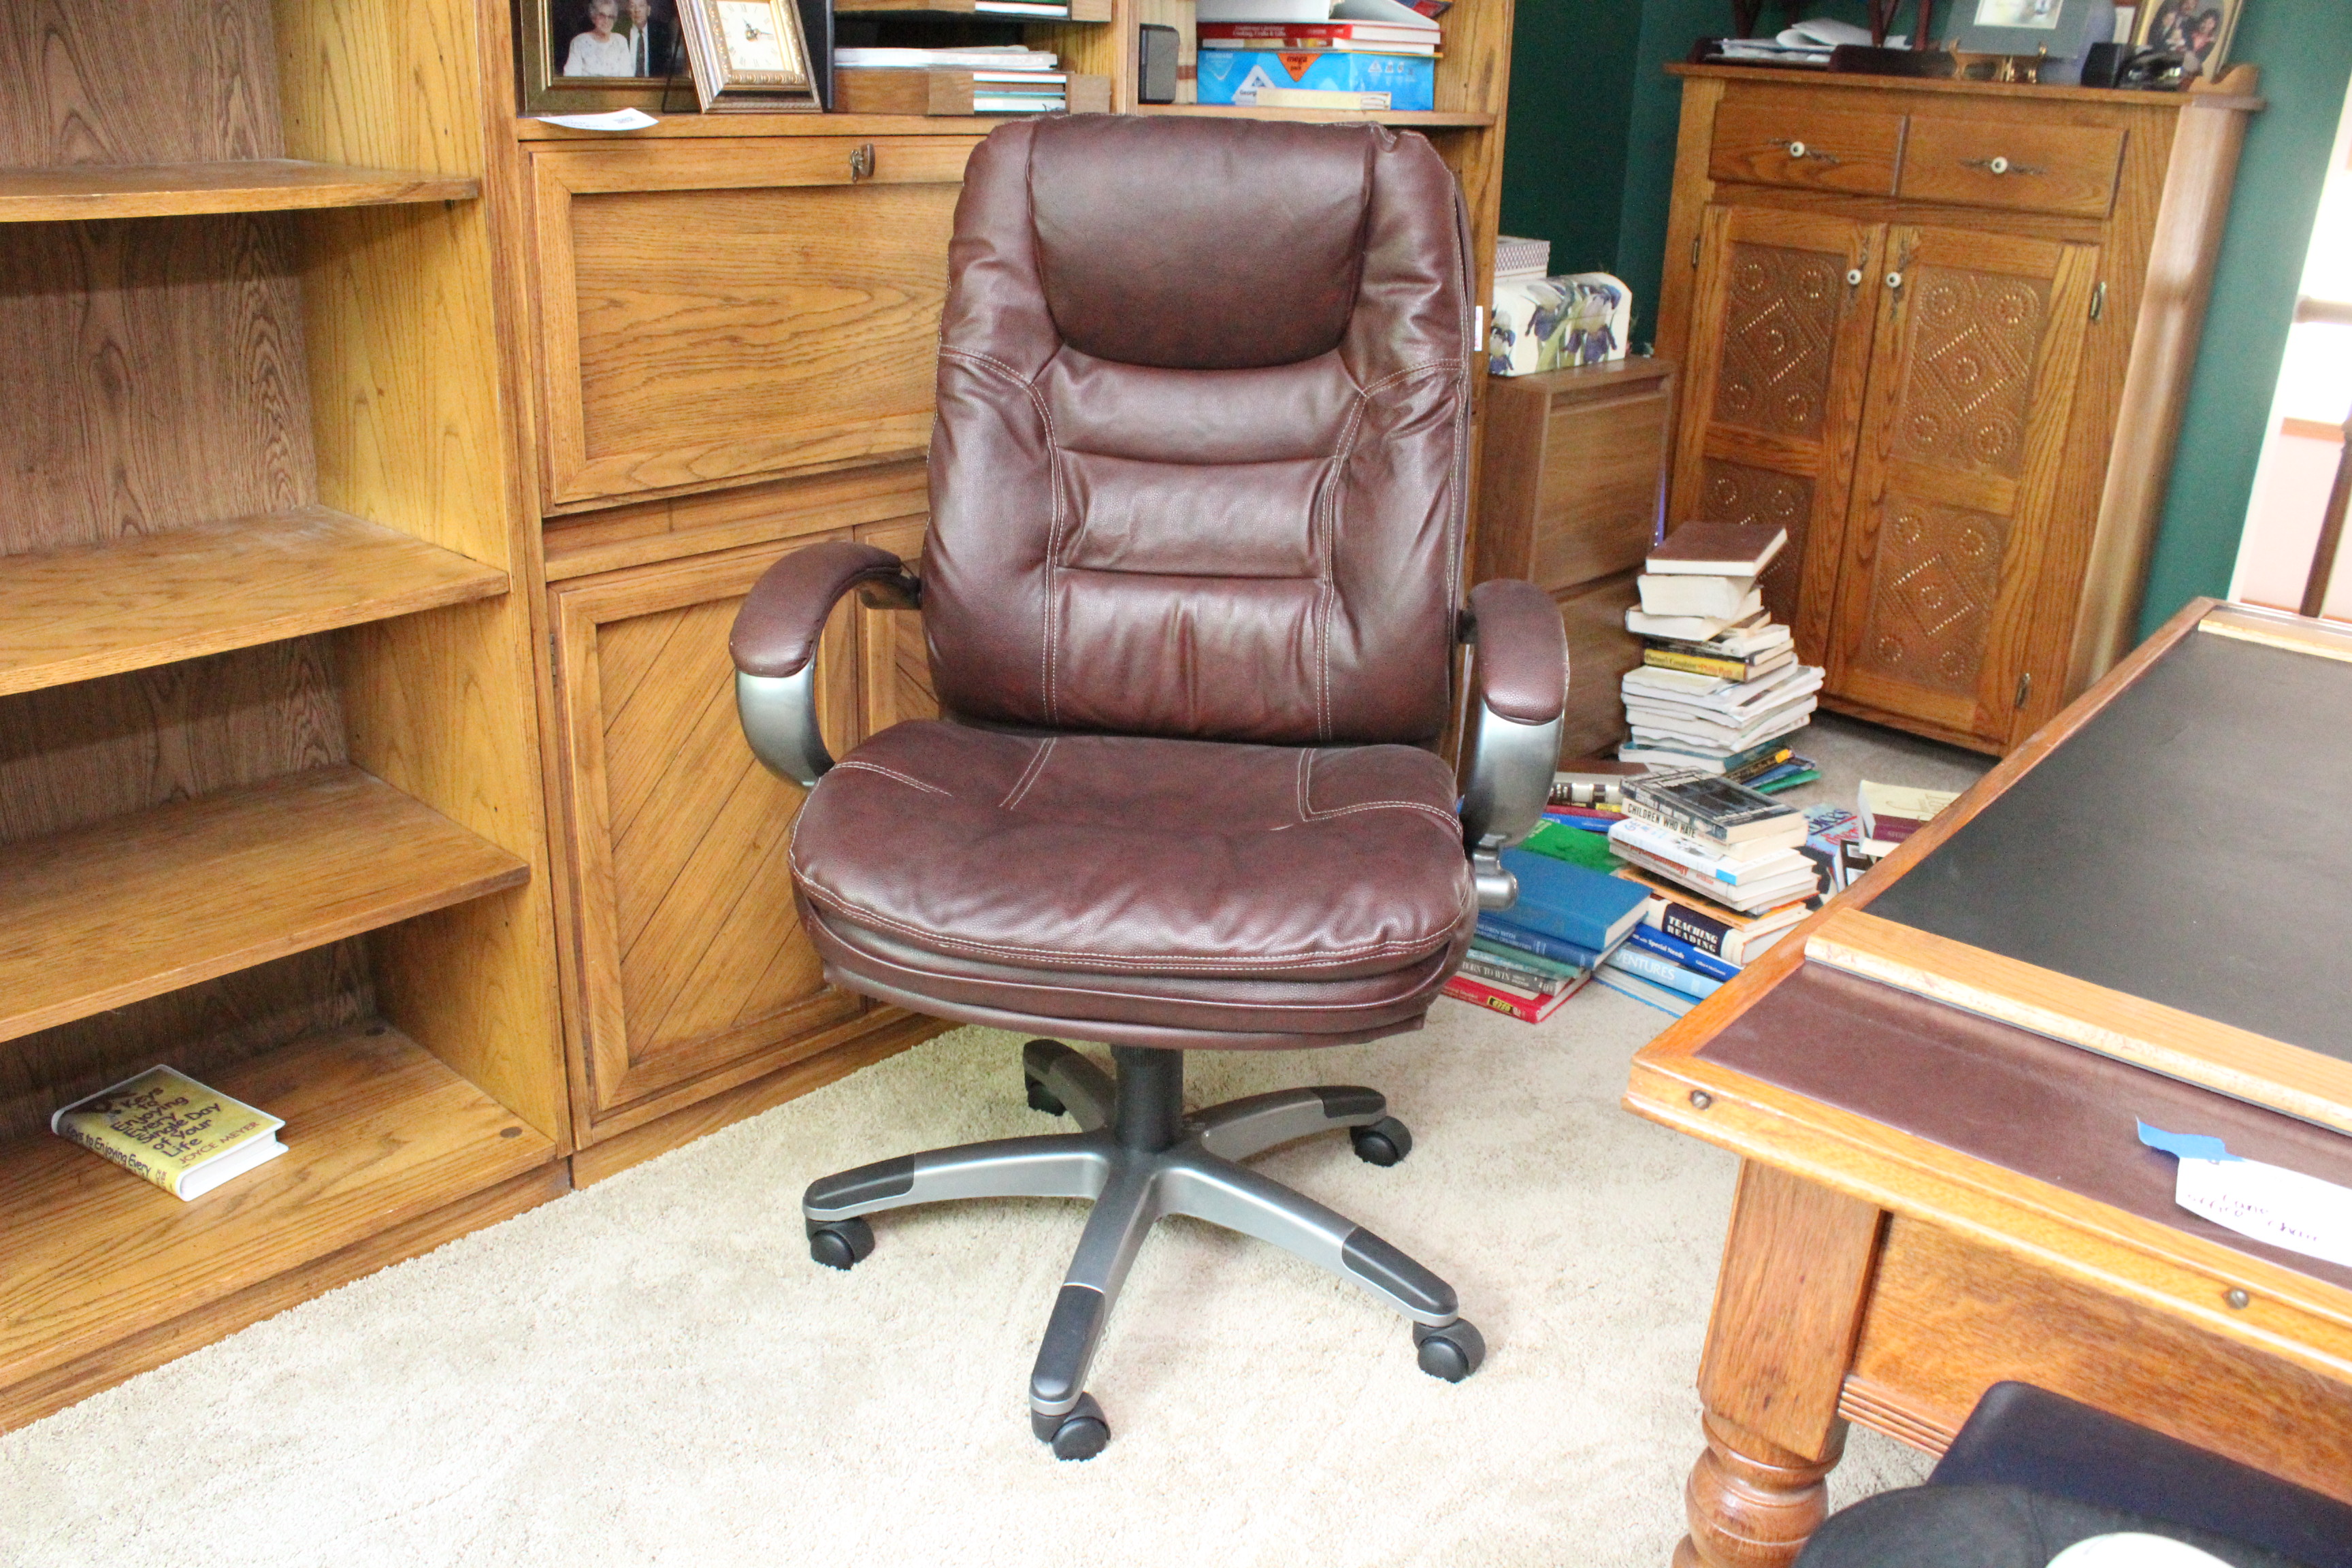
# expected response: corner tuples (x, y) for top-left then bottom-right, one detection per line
(1195, 50), (1435, 112)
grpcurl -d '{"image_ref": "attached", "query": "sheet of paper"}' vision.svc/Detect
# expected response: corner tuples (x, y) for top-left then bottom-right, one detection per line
(2138, 1122), (2352, 1269)
(533, 109), (658, 131)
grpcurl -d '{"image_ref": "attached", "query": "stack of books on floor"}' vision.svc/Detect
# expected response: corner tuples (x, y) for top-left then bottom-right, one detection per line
(1196, 0), (1441, 111)
(1442, 822), (1650, 1024)
(1620, 523), (1823, 790)
(832, 46), (1071, 112)
(1592, 769), (1825, 1015)
(1855, 780), (1961, 866)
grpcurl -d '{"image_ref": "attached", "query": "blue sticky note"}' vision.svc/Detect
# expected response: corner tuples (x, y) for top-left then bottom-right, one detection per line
(2137, 1121), (2242, 1162)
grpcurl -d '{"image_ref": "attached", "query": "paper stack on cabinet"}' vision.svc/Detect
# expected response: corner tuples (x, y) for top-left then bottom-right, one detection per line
(1618, 522), (1820, 789)
(1194, 0), (1438, 109)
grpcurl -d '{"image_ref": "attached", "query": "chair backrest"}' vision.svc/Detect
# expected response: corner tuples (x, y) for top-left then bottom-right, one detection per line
(921, 114), (1473, 747)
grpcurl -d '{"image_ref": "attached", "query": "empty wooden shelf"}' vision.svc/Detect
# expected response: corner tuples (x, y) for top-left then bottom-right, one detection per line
(0, 508), (508, 698)
(0, 766), (530, 1044)
(0, 161), (480, 223)
(0, 1024), (557, 1410)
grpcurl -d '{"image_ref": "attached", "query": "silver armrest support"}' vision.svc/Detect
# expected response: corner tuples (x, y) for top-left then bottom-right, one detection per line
(1458, 698), (1565, 911)
(737, 666), (834, 789)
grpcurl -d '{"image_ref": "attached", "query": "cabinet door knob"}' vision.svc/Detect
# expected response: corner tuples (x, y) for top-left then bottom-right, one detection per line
(1786, 139), (1807, 158)
(1885, 270), (1904, 290)
(1846, 267), (1864, 287)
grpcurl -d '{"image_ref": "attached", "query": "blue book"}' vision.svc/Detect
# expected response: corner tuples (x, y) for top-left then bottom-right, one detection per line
(1591, 962), (1696, 1018)
(1623, 923), (1742, 983)
(1601, 943), (1722, 1001)
(1493, 847), (1652, 953)
(1475, 914), (1606, 971)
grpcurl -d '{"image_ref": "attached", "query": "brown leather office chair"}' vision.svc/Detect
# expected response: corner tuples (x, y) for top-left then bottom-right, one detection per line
(728, 115), (1567, 1459)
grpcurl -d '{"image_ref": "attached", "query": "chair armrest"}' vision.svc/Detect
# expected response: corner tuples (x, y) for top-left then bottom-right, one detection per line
(729, 540), (922, 787)
(1458, 578), (1569, 911)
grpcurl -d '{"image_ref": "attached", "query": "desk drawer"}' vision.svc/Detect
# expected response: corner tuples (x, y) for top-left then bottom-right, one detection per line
(1710, 101), (1905, 196)
(1897, 117), (2124, 218)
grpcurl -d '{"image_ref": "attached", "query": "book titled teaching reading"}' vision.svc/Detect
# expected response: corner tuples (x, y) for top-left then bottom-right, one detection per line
(51, 1066), (286, 1200)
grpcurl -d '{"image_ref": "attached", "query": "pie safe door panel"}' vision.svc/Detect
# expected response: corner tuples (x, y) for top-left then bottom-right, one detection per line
(1826, 226), (2098, 742)
(551, 541), (867, 1122)
(530, 137), (981, 510)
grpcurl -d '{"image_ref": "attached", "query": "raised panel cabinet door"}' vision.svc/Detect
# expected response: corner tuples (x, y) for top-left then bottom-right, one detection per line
(550, 538), (866, 1124)
(529, 137), (983, 510)
(1669, 205), (1887, 664)
(854, 516), (940, 736)
(1825, 226), (2100, 746)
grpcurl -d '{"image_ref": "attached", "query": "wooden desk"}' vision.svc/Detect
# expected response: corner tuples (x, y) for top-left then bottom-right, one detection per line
(1624, 598), (2352, 1568)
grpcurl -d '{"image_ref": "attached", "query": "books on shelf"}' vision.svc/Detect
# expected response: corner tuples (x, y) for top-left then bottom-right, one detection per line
(1197, 48), (1433, 108)
(1196, 0), (1440, 34)
(1637, 572), (1758, 621)
(51, 1065), (286, 1200)
(1613, 865), (1814, 964)
(833, 46), (1060, 69)
(1443, 969), (1582, 1024)
(1626, 595), (1764, 643)
(1198, 22), (1438, 53)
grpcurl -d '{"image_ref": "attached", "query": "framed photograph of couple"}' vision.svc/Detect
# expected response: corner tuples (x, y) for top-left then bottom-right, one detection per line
(2136, 0), (2241, 80)
(518, 0), (826, 113)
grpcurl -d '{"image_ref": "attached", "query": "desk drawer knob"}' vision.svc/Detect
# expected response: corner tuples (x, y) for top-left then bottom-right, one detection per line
(1689, 1090), (1714, 1110)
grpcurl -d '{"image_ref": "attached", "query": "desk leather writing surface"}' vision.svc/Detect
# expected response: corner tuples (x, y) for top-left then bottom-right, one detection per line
(1701, 964), (2352, 1291)
(1868, 630), (2352, 1063)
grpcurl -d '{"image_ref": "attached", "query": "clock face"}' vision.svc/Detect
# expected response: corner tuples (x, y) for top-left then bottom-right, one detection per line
(1973, 0), (2062, 27)
(716, 0), (789, 69)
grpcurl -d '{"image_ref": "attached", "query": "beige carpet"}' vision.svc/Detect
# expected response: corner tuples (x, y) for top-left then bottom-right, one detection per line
(1, 716), (1989, 1567)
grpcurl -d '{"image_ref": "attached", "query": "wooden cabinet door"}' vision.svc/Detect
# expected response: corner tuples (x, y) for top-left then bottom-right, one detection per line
(853, 517), (939, 736)
(550, 538), (868, 1126)
(1824, 226), (2100, 745)
(1669, 205), (1888, 663)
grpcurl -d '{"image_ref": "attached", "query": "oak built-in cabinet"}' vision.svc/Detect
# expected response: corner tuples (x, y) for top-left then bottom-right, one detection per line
(1656, 66), (2260, 753)
(0, 0), (568, 1430)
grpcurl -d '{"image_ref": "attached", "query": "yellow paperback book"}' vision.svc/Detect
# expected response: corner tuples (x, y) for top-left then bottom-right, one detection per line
(50, 1066), (286, 1200)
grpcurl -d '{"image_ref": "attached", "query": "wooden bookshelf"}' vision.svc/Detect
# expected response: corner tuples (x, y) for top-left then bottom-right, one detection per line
(0, 508), (507, 698)
(0, 1024), (557, 1400)
(0, 766), (528, 1044)
(0, 161), (480, 223)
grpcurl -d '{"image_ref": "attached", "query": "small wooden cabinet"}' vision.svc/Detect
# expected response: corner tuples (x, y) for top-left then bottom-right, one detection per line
(1473, 357), (1677, 758)
(1657, 67), (2260, 753)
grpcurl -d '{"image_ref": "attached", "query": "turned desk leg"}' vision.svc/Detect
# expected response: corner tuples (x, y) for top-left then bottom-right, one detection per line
(1676, 1160), (1885, 1568)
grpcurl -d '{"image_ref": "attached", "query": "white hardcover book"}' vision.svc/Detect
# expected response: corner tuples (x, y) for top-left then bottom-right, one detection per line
(1637, 573), (1758, 619)
(1611, 817), (1811, 877)
(1627, 592), (1763, 642)
(1624, 698), (1818, 746)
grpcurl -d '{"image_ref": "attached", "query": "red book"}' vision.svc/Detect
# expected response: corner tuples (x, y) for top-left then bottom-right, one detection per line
(1442, 972), (1578, 1023)
(1198, 21), (1438, 50)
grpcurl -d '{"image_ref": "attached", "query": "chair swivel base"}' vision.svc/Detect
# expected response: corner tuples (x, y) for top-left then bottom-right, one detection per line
(802, 1039), (1487, 1460)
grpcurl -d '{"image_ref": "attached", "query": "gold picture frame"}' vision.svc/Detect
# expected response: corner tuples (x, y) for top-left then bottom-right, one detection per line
(2136, 0), (2242, 81)
(680, 0), (823, 112)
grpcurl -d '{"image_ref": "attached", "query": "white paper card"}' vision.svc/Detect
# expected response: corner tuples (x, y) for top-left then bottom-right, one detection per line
(2138, 1122), (2352, 1269)
(534, 109), (659, 131)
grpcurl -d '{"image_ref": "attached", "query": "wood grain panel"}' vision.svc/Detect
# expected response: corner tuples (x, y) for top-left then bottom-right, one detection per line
(0, 941), (370, 1148)
(0, 765), (528, 1043)
(1852, 1215), (2352, 1505)
(0, 1), (282, 166)
(1554, 569), (1645, 761)
(1710, 101), (1906, 197)
(531, 139), (976, 507)
(0, 507), (506, 697)
(0, 638), (343, 845)
(0, 1024), (557, 1394)
(0, 162), (478, 223)
(542, 459), (931, 580)
(1898, 117), (2124, 219)
(855, 516), (939, 735)
(551, 542), (864, 1122)
(0, 215), (315, 557)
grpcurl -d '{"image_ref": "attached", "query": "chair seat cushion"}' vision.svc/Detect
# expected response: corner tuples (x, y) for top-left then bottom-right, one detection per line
(788, 721), (1475, 1036)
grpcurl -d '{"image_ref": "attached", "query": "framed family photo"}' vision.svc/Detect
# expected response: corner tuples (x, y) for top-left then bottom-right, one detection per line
(518, 0), (695, 114)
(2136, 0), (2242, 79)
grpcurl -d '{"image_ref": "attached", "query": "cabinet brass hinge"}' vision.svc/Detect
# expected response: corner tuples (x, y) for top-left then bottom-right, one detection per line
(2014, 670), (2033, 709)
(2089, 281), (2106, 322)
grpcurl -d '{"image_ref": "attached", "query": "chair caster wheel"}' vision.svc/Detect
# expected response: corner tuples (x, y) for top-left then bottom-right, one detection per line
(1025, 1077), (1068, 1117)
(1032, 1392), (1109, 1460)
(1351, 1116), (1413, 1167)
(1414, 1319), (1486, 1382)
(806, 1217), (875, 1271)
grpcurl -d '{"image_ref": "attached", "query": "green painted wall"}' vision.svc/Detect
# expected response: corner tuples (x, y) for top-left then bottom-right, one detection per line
(2136, 3), (2352, 634)
(1497, 1), (1644, 278)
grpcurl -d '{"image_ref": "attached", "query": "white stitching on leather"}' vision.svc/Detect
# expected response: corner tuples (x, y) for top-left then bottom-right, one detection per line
(1000, 736), (1057, 810)
(1295, 749), (1313, 822)
(940, 346), (1063, 721)
(830, 761), (953, 796)
(1303, 800), (1463, 832)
